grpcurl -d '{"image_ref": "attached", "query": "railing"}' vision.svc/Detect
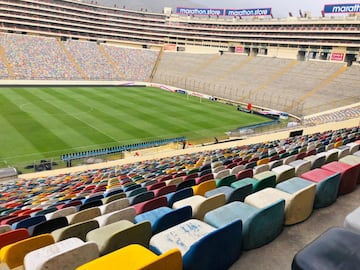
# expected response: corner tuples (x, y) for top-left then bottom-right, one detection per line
(60, 136), (187, 167)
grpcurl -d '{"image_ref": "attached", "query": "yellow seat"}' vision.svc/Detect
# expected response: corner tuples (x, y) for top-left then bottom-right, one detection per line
(76, 244), (182, 270)
(0, 234), (55, 269)
(334, 141), (343, 148)
(257, 157), (269, 166)
(192, 180), (216, 196)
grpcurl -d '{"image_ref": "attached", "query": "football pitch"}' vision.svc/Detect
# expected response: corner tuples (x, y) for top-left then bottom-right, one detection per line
(0, 86), (270, 169)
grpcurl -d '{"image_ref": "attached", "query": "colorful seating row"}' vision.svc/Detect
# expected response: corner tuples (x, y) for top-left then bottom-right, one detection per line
(0, 127), (358, 269)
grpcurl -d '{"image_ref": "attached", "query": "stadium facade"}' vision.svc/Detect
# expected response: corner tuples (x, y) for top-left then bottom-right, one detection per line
(1, 0), (359, 64)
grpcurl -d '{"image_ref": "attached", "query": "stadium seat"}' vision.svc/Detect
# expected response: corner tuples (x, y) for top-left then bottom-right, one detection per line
(0, 228), (30, 250)
(204, 199), (285, 250)
(86, 220), (152, 256)
(205, 184), (253, 203)
(99, 198), (129, 214)
(76, 244), (182, 270)
(150, 219), (242, 270)
(24, 238), (99, 270)
(292, 227), (360, 270)
(321, 161), (359, 195)
(0, 234), (55, 269)
(93, 207), (136, 226)
(51, 220), (99, 242)
(245, 179), (316, 225)
(67, 207), (101, 225)
(300, 169), (341, 208)
(172, 194), (226, 220)
(134, 206), (192, 234)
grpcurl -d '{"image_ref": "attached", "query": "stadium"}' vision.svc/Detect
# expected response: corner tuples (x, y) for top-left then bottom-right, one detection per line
(0, 0), (359, 269)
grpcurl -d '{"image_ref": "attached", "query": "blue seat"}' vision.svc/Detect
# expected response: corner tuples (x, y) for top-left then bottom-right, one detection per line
(292, 227), (360, 270)
(12, 215), (46, 230)
(104, 189), (124, 198)
(129, 191), (155, 206)
(204, 199), (285, 250)
(126, 187), (147, 198)
(79, 200), (102, 211)
(82, 195), (104, 205)
(166, 187), (194, 207)
(134, 206), (192, 234)
(28, 216), (69, 236)
(150, 219), (242, 270)
(204, 185), (253, 203)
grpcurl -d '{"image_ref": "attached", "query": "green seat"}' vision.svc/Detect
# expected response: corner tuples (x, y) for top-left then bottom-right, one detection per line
(215, 174), (237, 187)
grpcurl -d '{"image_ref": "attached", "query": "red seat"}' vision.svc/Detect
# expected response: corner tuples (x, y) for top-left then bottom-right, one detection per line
(236, 169), (253, 180)
(195, 173), (214, 185)
(133, 196), (168, 215)
(321, 161), (359, 195)
(182, 173), (198, 181)
(147, 182), (166, 191)
(157, 175), (173, 182)
(153, 185), (177, 197)
(0, 228), (30, 249)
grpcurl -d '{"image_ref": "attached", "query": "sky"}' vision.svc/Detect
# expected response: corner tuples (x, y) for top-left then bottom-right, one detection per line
(190, 0), (360, 18)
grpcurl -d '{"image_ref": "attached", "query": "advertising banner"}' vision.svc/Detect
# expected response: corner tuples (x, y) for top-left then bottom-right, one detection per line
(323, 3), (360, 13)
(234, 46), (244, 53)
(330, 52), (345, 61)
(225, 8), (272, 16)
(176, 7), (225, 16)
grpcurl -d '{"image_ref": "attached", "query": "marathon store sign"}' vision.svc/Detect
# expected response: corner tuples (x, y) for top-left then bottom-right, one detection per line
(323, 3), (360, 14)
(176, 7), (272, 17)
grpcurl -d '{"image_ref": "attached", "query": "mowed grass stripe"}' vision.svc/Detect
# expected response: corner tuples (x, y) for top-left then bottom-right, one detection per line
(50, 88), (157, 143)
(93, 87), (241, 135)
(82, 87), (196, 137)
(0, 113), (41, 163)
(92, 87), (214, 136)
(65, 87), (165, 141)
(35, 88), (121, 144)
(70, 86), (194, 141)
(11, 87), (100, 150)
(112, 87), (268, 135)
(0, 89), (72, 157)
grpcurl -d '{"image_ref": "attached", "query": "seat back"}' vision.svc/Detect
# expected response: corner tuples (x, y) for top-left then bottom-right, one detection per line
(99, 198), (129, 214)
(133, 196), (168, 215)
(24, 238), (99, 270)
(177, 179), (196, 191)
(76, 244), (182, 270)
(195, 194), (226, 220)
(167, 187), (194, 207)
(12, 215), (46, 230)
(87, 220), (152, 256)
(52, 220), (99, 242)
(153, 206), (193, 234)
(244, 199), (285, 249)
(153, 185), (177, 197)
(68, 207), (101, 225)
(0, 234), (55, 269)
(29, 217), (69, 236)
(0, 228), (30, 250)
(236, 169), (253, 180)
(129, 191), (155, 206)
(192, 180), (216, 196)
(94, 207), (136, 226)
(183, 220), (242, 270)
(228, 184), (254, 203)
(216, 174), (236, 187)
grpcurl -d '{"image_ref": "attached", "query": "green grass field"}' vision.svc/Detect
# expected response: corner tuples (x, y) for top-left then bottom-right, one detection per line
(0, 86), (270, 169)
